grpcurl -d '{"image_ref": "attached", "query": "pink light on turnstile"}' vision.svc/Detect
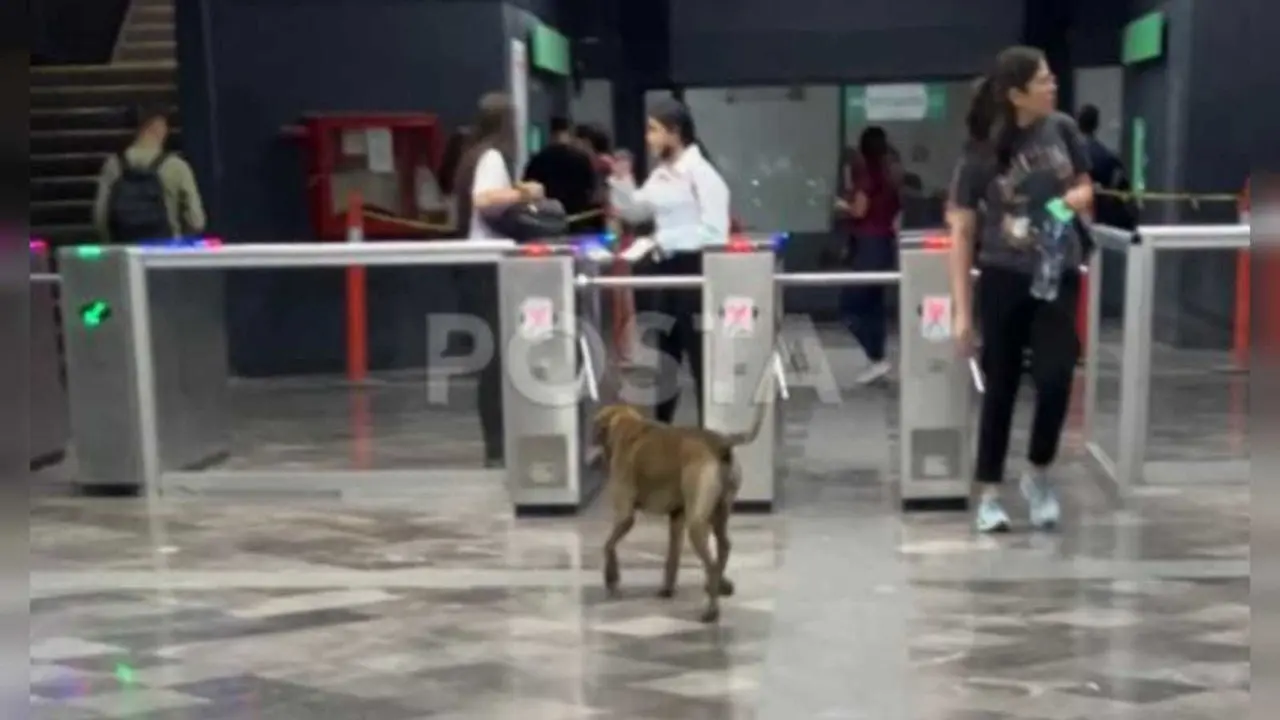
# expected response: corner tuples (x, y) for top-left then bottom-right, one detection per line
(202, 236), (223, 248)
(521, 243), (553, 256)
(30, 239), (48, 253)
(726, 236), (753, 253)
(922, 235), (951, 250)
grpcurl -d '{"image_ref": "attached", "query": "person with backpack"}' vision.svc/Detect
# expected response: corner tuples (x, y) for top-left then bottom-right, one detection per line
(93, 106), (206, 244)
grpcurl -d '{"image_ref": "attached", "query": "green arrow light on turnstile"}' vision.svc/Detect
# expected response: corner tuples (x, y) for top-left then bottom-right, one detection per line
(75, 245), (104, 259)
(79, 300), (112, 328)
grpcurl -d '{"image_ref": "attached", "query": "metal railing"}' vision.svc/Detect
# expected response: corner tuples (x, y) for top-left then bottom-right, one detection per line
(1083, 222), (1251, 495)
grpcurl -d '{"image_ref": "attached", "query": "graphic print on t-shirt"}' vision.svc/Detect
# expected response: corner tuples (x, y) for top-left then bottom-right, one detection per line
(977, 114), (1080, 271)
(993, 142), (1075, 252)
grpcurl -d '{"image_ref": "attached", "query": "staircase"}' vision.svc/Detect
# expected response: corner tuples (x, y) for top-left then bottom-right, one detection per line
(31, 0), (178, 246)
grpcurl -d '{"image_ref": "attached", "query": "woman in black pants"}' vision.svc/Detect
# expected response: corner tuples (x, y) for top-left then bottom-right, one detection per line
(608, 98), (731, 424)
(452, 93), (544, 465)
(947, 47), (1093, 533)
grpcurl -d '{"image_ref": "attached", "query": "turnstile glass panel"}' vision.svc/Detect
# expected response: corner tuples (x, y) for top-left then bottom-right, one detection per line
(58, 248), (504, 495)
(219, 266), (496, 472)
(1087, 247), (1125, 466)
(1144, 245), (1249, 484)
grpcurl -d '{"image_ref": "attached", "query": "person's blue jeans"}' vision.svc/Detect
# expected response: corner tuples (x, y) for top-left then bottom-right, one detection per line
(840, 234), (897, 362)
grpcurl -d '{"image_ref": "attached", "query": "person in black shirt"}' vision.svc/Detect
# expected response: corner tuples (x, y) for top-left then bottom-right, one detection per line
(522, 116), (600, 235)
(1077, 104), (1135, 229)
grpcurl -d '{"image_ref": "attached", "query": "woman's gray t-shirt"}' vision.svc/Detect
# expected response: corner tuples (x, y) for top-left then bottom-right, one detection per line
(950, 112), (1092, 274)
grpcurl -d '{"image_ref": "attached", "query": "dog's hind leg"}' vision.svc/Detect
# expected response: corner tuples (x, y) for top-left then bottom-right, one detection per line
(687, 518), (720, 623)
(658, 509), (685, 598)
(712, 502), (735, 597)
(685, 465), (723, 623)
(603, 513), (635, 597)
(713, 459), (741, 597)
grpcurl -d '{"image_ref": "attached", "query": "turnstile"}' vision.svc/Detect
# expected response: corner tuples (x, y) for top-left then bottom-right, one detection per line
(701, 245), (780, 512)
(29, 244), (69, 468)
(897, 245), (971, 509)
(58, 246), (230, 490)
(498, 245), (605, 515)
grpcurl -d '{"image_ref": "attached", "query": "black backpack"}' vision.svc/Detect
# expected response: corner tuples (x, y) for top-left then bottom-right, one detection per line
(108, 152), (172, 243)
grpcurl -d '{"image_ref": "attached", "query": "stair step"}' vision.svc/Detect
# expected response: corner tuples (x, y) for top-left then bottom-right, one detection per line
(117, 42), (176, 63)
(33, 200), (96, 227)
(32, 128), (138, 155)
(31, 224), (99, 246)
(133, 5), (174, 22)
(30, 106), (169, 132)
(31, 128), (178, 155)
(121, 25), (174, 44)
(31, 62), (176, 88)
(32, 153), (112, 177)
(31, 83), (176, 109)
(32, 176), (100, 204)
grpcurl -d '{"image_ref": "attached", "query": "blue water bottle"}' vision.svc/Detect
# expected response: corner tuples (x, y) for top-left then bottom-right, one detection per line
(1030, 198), (1074, 301)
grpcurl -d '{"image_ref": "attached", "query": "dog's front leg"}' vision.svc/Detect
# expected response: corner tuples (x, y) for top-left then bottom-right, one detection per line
(603, 514), (635, 596)
(658, 509), (685, 598)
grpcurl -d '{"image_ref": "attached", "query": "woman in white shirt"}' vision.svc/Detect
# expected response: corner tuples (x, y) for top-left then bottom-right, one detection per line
(609, 97), (731, 425)
(451, 92), (543, 466)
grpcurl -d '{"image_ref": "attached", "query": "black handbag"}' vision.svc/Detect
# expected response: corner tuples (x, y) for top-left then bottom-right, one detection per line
(481, 198), (568, 242)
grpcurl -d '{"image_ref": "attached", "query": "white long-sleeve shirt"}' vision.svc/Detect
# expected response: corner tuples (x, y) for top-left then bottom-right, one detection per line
(607, 144), (730, 254)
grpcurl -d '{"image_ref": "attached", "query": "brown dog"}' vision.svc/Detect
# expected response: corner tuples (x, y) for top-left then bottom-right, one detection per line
(593, 396), (770, 623)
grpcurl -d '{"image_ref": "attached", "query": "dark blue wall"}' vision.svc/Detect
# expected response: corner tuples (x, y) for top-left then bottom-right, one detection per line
(32, 0), (130, 65)
(178, 0), (514, 376)
(668, 0), (1024, 85)
(1119, 0), (1256, 348)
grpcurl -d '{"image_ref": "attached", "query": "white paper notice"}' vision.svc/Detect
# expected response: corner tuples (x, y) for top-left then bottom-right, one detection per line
(519, 297), (555, 341)
(365, 128), (394, 174)
(341, 130), (367, 156)
(920, 295), (951, 342)
(721, 295), (757, 337)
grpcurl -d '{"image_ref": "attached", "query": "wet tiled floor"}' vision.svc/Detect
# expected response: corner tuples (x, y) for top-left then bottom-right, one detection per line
(30, 331), (1249, 718)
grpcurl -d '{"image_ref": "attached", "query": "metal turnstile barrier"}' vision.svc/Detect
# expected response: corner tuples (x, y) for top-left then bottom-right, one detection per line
(503, 233), (971, 516)
(58, 240), (515, 496)
(896, 243), (971, 509)
(773, 231), (971, 511)
(1082, 224), (1251, 495)
(59, 244), (231, 490)
(701, 243), (783, 511)
(29, 242), (69, 469)
(498, 244), (605, 516)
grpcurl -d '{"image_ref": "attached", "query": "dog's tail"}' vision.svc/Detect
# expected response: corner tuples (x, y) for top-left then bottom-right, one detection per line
(720, 370), (774, 449)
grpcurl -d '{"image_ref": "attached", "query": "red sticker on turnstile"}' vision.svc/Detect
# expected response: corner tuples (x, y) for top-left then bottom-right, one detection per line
(921, 295), (952, 341)
(721, 296), (757, 337)
(519, 297), (554, 340)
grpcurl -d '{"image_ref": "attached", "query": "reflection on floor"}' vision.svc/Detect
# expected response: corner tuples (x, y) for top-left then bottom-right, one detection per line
(31, 332), (1249, 718)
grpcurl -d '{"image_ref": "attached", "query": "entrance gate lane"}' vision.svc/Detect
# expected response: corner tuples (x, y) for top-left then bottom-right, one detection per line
(57, 240), (517, 499)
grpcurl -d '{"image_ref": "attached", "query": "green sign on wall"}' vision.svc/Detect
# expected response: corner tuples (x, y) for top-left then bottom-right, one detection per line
(1122, 11), (1165, 65)
(1130, 117), (1147, 195)
(530, 23), (570, 76)
(845, 83), (946, 125)
(528, 125), (545, 154)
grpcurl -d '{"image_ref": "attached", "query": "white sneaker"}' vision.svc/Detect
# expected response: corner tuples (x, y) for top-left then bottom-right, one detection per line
(855, 361), (892, 385)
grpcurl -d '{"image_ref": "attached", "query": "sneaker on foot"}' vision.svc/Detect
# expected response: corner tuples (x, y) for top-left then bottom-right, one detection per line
(856, 360), (892, 384)
(1020, 470), (1061, 530)
(975, 496), (1011, 533)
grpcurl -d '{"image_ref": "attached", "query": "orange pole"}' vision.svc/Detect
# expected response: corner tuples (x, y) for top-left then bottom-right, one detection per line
(1233, 249), (1250, 370)
(345, 192), (368, 382)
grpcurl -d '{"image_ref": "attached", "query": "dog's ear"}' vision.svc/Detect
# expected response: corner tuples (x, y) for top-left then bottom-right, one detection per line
(592, 405), (618, 445)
